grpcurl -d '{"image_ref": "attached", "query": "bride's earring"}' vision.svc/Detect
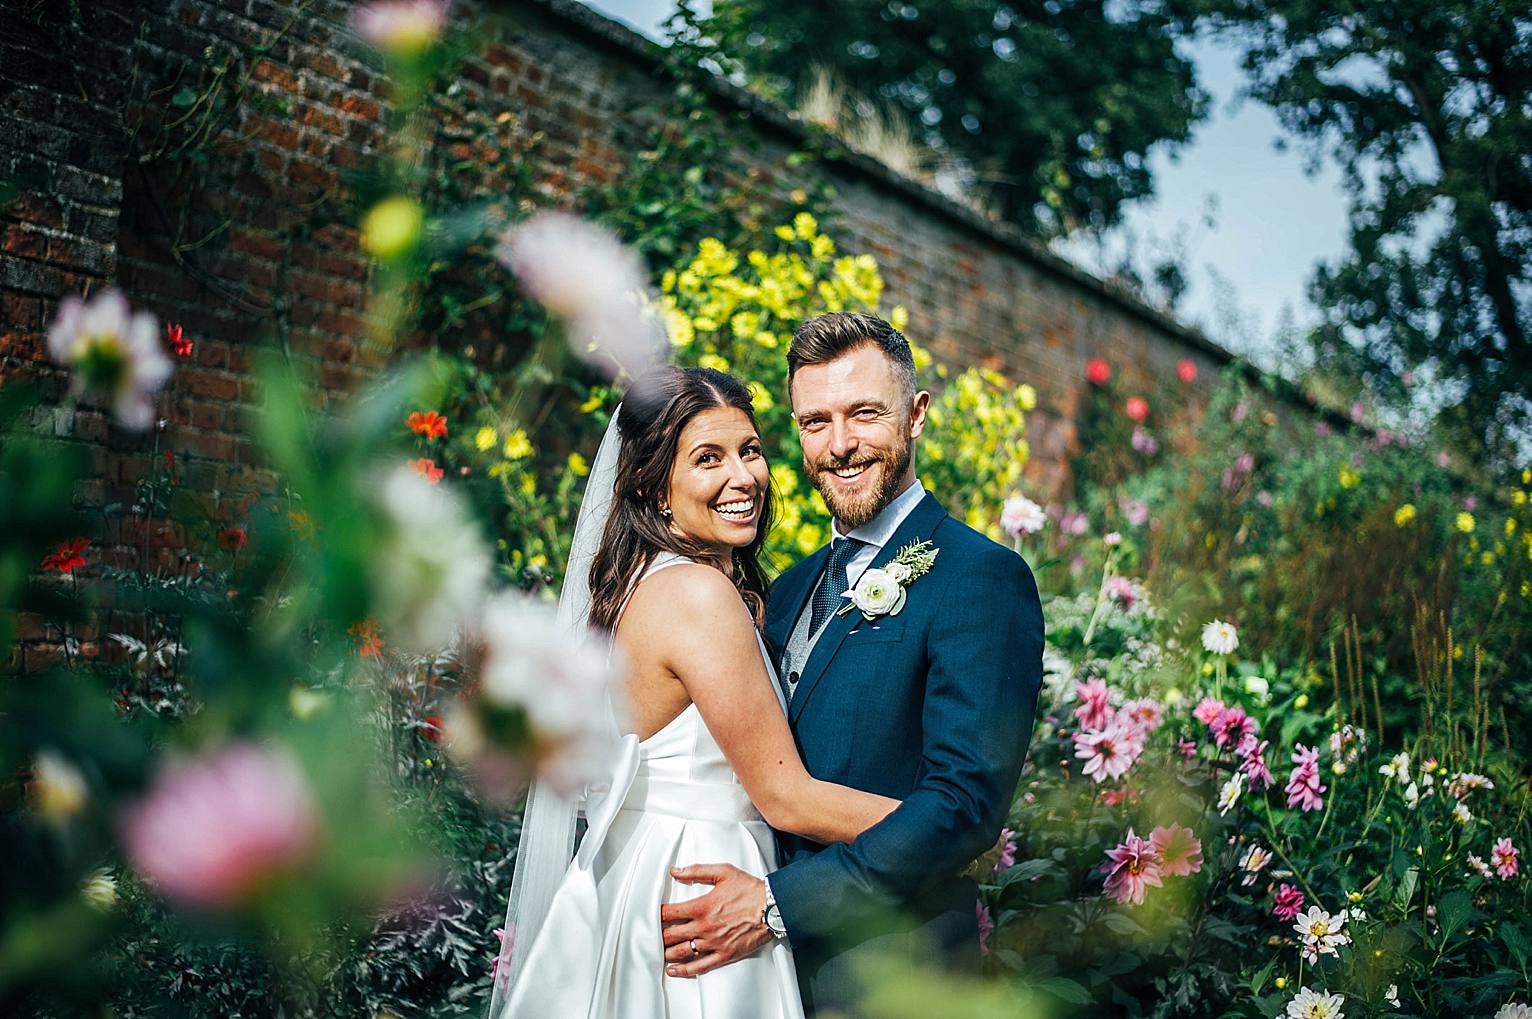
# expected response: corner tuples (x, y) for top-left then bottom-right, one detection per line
(659, 503), (672, 518)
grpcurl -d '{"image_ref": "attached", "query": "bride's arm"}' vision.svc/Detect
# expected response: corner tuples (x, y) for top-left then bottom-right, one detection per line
(624, 564), (899, 845)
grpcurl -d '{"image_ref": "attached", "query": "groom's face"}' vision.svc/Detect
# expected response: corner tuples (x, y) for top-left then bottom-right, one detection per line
(791, 343), (929, 530)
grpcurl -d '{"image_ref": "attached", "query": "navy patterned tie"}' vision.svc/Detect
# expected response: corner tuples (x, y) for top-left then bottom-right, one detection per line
(809, 537), (866, 635)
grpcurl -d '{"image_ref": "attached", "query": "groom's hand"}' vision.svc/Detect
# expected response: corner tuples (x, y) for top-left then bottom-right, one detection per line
(659, 864), (771, 977)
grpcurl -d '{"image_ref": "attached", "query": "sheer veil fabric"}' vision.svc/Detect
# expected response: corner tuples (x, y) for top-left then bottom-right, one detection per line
(487, 408), (625, 1019)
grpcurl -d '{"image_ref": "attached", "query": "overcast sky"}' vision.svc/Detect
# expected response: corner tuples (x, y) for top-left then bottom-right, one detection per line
(577, 0), (1355, 366)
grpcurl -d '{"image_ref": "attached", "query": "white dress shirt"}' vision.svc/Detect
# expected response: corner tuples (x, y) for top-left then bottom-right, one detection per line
(829, 478), (928, 589)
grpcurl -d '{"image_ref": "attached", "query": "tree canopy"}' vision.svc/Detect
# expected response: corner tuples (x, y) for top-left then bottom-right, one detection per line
(706, 0), (1208, 236)
(1167, 0), (1532, 458)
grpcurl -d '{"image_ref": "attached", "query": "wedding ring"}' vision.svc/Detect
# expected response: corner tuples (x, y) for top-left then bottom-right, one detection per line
(690, 939), (700, 957)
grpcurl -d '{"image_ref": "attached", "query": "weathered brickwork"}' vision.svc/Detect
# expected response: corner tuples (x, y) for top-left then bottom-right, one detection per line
(1, 0), (1244, 670)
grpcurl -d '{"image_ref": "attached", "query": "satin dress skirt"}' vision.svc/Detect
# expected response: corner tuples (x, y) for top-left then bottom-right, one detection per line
(500, 708), (805, 1019)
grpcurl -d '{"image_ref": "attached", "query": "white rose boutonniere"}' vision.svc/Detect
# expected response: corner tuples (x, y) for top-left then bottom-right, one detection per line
(838, 539), (939, 622)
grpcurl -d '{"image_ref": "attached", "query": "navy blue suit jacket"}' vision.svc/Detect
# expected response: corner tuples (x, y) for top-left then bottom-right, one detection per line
(763, 491), (1044, 1008)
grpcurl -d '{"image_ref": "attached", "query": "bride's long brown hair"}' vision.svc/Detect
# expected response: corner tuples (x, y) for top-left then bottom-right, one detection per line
(586, 366), (776, 632)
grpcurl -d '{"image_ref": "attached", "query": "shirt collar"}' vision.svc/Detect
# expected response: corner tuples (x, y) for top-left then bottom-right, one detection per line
(832, 478), (927, 550)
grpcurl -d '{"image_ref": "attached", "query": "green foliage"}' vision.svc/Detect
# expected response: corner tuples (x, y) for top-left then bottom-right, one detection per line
(1168, 0), (1532, 459)
(707, 0), (1208, 235)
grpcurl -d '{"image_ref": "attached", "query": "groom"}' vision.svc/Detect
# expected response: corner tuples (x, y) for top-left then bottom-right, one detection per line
(660, 311), (1045, 1014)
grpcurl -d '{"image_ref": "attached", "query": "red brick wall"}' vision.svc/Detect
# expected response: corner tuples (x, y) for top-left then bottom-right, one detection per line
(1, 0), (1250, 670)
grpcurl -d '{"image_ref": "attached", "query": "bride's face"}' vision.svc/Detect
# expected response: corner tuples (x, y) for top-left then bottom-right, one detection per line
(664, 406), (768, 554)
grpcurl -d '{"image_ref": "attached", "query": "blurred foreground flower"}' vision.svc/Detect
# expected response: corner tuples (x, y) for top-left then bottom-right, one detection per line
(29, 749), (88, 821)
(352, 0), (449, 58)
(120, 743), (319, 909)
(371, 465), (491, 654)
(1149, 823), (1202, 877)
(447, 591), (620, 798)
(1085, 358), (1110, 385)
(361, 196), (425, 260)
(498, 211), (663, 378)
(47, 289), (172, 429)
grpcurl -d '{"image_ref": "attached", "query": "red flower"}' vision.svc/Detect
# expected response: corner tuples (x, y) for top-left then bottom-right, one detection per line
(218, 525), (248, 551)
(349, 619), (384, 658)
(410, 457), (444, 485)
(163, 450), (177, 478)
(422, 715), (444, 743)
(41, 537), (90, 573)
(1125, 396), (1149, 422)
(407, 410), (448, 440)
(1175, 359), (1197, 384)
(166, 323), (193, 359)
(1086, 358), (1111, 385)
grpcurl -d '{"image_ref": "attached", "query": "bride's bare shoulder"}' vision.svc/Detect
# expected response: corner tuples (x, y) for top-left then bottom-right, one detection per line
(621, 561), (748, 634)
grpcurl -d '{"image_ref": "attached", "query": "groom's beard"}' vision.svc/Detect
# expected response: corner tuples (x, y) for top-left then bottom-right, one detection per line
(806, 432), (913, 531)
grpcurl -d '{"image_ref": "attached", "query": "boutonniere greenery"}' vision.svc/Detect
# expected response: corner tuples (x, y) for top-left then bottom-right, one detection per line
(837, 539), (940, 621)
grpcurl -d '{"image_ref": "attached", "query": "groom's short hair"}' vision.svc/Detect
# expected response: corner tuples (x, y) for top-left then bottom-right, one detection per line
(787, 312), (918, 398)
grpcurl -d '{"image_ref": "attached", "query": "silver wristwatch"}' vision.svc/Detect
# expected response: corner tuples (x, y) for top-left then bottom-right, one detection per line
(762, 883), (788, 939)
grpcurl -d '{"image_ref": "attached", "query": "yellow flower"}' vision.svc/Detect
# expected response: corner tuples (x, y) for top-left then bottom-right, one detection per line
(1456, 512), (1475, 533)
(792, 212), (818, 239)
(1506, 517), (1517, 536)
(519, 474), (536, 496)
(1337, 463), (1360, 489)
(580, 392), (604, 413)
(1295, 694), (1309, 709)
(568, 452), (589, 477)
(1523, 468), (1530, 484)
(1393, 503), (1416, 526)
(1513, 490), (1527, 505)
(748, 381), (774, 414)
(1274, 977), (1287, 990)
(1017, 384), (1037, 411)
(890, 305), (909, 332)
(504, 430), (532, 460)
(774, 225), (795, 242)
(474, 426), (498, 452)
(698, 353), (731, 373)
(360, 196), (424, 260)
(1453, 643), (1464, 660)
(1481, 551), (1495, 566)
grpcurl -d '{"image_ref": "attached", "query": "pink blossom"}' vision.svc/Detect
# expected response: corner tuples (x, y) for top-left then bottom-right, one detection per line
(1463, 495), (1478, 512)
(1074, 678), (1114, 730)
(46, 289), (173, 430)
(1104, 575), (1138, 608)
(1436, 451), (1451, 468)
(1231, 400), (1249, 423)
(1131, 427), (1159, 455)
(1001, 495), (1048, 537)
(1256, 490), (1274, 507)
(1121, 499), (1150, 527)
(1272, 882), (1305, 921)
(120, 743), (318, 908)
(1149, 823), (1203, 877)
(1059, 511), (1089, 536)
(976, 901), (994, 955)
(353, 1), (450, 55)
(1316, 421), (1331, 436)
(1285, 743), (1327, 812)
(1237, 736), (1274, 790)
(1073, 720), (1145, 784)
(1350, 401), (1364, 422)
(1492, 838), (1519, 879)
(1101, 831), (1165, 905)
(1193, 697), (1226, 726)
(1211, 706), (1256, 750)
(992, 828), (1018, 876)
(1120, 698), (1163, 736)
(1177, 739), (1198, 760)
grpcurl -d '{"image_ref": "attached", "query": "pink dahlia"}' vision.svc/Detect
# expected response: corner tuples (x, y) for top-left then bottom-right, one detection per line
(1285, 743), (1327, 812)
(1211, 706), (1256, 750)
(1073, 720), (1144, 784)
(992, 828), (1018, 876)
(1237, 736), (1275, 790)
(1149, 823), (1203, 877)
(1272, 882), (1305, 922)
(1073, 677), (1114, 730)
(1120, 698), (1164, 737)
(1492, 837), (1519, 879)
(1101, 831), (1164, 905)
(120, 743), (318, 909)
(1193, 696), (1226, 726)
(976, 901), (994, 955)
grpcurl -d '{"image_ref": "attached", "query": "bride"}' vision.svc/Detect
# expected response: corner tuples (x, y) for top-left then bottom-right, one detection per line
(489, 365), (901, 1019)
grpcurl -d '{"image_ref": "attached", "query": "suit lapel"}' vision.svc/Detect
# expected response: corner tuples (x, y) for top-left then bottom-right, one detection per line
(788, 492), (947, 725)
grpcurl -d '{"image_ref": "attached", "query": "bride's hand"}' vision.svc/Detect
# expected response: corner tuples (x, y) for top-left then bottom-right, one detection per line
(961, 830), (1009, 880)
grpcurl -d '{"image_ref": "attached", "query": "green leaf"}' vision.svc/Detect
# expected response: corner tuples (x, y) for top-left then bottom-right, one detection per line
(1392, 867), (1419, 913)
(170, 86), (199, 108)
(1436, 890), (1474, 943)
(1502, 923), (1530, 968)
(1032, 976), (1093, 1005)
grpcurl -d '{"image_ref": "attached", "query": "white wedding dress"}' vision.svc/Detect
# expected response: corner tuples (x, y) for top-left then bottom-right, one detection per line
(499, 553), (805, 1019)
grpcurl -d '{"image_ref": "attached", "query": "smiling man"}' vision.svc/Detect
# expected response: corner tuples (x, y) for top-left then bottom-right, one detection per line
(659, 311), (1046, 1016)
